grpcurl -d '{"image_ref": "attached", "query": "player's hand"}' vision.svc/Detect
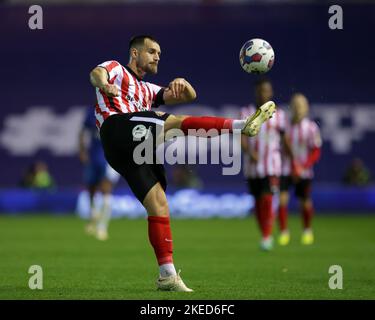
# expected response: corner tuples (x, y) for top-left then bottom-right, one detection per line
(168, 78), (187, 99)
(101, 84), (119, 97)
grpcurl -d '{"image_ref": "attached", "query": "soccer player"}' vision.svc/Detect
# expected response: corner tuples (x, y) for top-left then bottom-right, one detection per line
(241, 79), (287, 251)
(278, 93), (322, 246)
(79, 107), (120, 241)
(89, 35), (275, 292)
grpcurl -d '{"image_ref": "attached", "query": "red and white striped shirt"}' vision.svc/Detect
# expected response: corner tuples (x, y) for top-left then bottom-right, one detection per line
(95, 60), (163, 128)
(241, 105), (286, 178)
(281, 117), (322, 179)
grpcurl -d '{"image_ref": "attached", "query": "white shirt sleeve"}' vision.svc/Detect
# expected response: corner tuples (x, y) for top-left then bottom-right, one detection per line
(97, 60), (123, 82)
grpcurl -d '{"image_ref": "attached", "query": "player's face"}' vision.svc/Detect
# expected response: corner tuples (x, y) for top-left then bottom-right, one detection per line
(136, 39), (161, 75)
(255, 82), (273, 105)
(291, 95), (309, 121)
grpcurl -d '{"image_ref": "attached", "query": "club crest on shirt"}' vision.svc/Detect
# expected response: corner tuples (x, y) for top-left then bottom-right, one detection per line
(132, 124), (148, 139)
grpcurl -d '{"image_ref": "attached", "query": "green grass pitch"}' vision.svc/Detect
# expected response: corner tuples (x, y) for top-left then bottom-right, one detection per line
(0, 214), (374, 299)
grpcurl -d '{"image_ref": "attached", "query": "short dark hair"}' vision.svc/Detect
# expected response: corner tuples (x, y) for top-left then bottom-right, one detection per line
(129, 35), (159, 50)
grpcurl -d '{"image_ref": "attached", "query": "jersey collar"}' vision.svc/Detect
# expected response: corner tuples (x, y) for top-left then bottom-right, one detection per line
(125, 65), (142, 81)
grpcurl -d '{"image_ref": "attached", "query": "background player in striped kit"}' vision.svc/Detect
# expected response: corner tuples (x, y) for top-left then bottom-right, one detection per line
(278, 93), (322, 246)
(241, 79), (287, 251)
(79, 107), (120, 241)
(90, 35), (276, 291)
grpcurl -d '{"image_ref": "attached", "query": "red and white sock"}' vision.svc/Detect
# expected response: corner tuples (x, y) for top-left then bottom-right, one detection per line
(302, 206), (314, 230)
(148, 216), (177, 277)
(278, 205), (288, 232)
(180, 116), (246, 135)
(260, 194), (274, 239)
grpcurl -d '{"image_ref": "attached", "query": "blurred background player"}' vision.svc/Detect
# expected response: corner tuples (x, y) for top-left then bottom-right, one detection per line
(79, 106), (120, 240)
(20, 161), (55, 190)
(241, 79), (287, 251)
(343, 157), (372, 186)
(278, 93), (322, 246)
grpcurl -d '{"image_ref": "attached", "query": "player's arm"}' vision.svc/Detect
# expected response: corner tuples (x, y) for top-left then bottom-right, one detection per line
(303, 147), (321, 169)
(163, 78), (197, 105)
(302, 123), (322, 169)
(89, 67), (119, 97)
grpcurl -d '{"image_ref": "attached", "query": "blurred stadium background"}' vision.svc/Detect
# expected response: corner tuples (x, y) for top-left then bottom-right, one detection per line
(0, 0), (375, 299)
(1, 0), (374, 215)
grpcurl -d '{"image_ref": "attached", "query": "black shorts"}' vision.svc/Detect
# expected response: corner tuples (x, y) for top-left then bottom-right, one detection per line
(246, 176), (279, 199)
(280, 176), (312, 199)
(100, 111), (170, 203)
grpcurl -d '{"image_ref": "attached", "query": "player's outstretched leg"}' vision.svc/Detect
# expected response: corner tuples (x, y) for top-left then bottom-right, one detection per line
(164, 101), (276, 137)
(143, 183), (193, 292)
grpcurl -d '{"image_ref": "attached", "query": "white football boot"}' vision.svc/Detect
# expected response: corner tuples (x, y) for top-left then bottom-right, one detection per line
(156, 270), (193, 292)
(95, 228), (109, 241)
(260, 236), (274, 251)
(242, 101), (276, 137)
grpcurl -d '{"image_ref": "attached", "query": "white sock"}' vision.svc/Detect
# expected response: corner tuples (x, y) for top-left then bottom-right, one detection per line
(90, 193), (101, 222)
(159, 263), (177, 277)
(97, 194), (112, 232)
(232, 119), (246, 130)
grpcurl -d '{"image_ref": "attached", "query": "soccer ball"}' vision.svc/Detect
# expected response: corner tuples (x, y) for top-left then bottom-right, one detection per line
(239, 38), (275, 74)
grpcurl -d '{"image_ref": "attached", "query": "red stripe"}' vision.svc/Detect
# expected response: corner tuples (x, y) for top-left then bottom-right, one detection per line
(95, 104), (111, 119)
(129, 74), (140, 112)
(139, 82), (148, 108)
(112, 96), (122, 113)
(146, 85), (153, 108)
(106, 61), (118, 73)
(99, 89), (117, 113)
(121, 67), (131, 113)
(98, 90), (112, 110)
(108, 75), (123, 112)
(152, 88), (156, 101)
